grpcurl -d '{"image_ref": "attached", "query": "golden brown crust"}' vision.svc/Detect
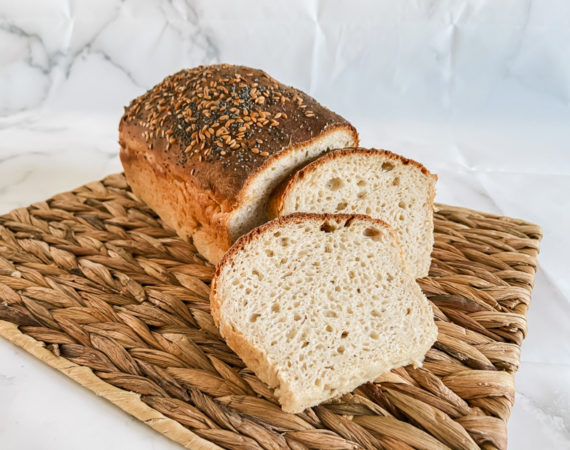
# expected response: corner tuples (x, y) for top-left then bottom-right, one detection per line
(119, 64), (357, 210)
(266, 172), (292, 219)
(269, 147), (438, 218)
(120, 145), (230, 264)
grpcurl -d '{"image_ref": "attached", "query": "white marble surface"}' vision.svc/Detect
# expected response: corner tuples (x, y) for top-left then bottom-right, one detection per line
(0, 0), (569, 448)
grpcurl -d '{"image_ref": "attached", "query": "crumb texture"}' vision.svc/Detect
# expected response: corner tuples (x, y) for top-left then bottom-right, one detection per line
(277, 149), (436, 277)
(213, 214), (437, 413)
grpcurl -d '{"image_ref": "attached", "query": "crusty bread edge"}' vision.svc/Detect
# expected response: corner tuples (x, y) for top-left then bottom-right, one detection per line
(120, 144), (231, 264)
(0, 320), (220, 450)
(268, 147), (437, 219)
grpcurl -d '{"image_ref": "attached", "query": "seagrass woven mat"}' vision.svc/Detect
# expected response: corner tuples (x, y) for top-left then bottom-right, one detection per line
(0, 173), (542, 450)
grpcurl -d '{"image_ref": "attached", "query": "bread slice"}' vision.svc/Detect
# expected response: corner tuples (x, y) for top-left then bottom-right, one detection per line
(210, 213), (437, 413)
(268, 148), (437, 278)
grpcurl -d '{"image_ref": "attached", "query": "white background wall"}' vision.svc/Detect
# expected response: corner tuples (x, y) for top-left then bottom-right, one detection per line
(0, 1), (569, 448)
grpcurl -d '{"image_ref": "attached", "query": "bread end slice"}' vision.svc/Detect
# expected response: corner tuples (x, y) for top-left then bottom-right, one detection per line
(211, 213), (437, 413)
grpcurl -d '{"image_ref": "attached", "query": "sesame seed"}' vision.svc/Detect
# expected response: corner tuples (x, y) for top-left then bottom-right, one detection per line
(123, 64), (325, 167)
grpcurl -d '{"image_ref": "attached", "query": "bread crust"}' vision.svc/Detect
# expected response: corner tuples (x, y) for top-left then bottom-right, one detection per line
(268, 148), (437, 218)
(119, 65), (357, 263)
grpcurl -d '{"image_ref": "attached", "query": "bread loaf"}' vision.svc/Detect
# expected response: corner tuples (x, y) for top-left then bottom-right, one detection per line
(268, 148), (437, 278)
(119, 64), (358, 264)
(210, 213), (438, 413)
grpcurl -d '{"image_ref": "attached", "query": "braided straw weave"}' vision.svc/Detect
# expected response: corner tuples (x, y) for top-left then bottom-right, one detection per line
(0, 174), (542, 449)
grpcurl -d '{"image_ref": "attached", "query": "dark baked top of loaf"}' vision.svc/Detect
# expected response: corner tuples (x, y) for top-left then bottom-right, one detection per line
(119, 64), (355, 208)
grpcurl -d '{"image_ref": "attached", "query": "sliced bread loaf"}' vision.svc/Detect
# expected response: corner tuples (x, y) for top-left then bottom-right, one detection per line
(268, 148), (437, 278)
(210, 213), (437, 413)
(120, 64), (358, 265)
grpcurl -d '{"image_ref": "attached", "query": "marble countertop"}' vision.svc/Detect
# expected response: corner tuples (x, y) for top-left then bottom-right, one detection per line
(0, 1), (569, 448)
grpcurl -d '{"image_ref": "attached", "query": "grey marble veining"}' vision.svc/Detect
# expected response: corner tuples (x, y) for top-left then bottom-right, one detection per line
(0, 1), (569, 448)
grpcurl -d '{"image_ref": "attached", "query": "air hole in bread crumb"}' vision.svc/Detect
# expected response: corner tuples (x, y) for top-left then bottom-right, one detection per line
(274, 231), (281, 237)
(406, 308), (411, 315)
(357, 191), (367, 199)
(265, 249), (274, 257)
(371, 309), (380, 317)
(382, 162), (395, 171)
(357, 180), (366, 187)
(398, 201), (406, 209)
(337, 346), (345, 354)
(326, 177), (344, 191)
(324, 310), (338, 318)
(271, 303), (280, 313)
(370, 331), (379, 339)
(325, 245), (332, 253)
(357, 288), (361, 293)
(349, 271), (355, 279)
(341, 331), (348, 339)
(302, 341), (309, 348)
(392, 177), (400, 186)
(387, 273), (394, 282)
(294, 313), (301, 321)
(252, 270), (263, 280)
(249, 313), (261, 323)
(336, 201), (348, 211)
(363, 227), (382, 241)
(271, 340), (277, 346)
(280, 237), (289, 247)
(326, 325), (333, 332)
(365, 207), (372, 215)
(320, 222), (337, 233)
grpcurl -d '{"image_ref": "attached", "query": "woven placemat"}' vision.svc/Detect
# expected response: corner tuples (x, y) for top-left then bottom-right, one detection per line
(0, 173), (542, 450)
